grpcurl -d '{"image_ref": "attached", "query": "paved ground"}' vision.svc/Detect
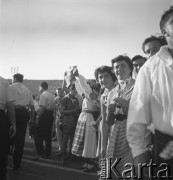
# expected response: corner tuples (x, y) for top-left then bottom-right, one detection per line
(6, 128), (100, 180)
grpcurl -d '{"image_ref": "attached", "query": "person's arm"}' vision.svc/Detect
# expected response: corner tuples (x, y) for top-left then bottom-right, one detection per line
(7, 102), (16, 138)
(75, 74), (92, 99)
(7, 84), (16, 138)
(29, 95), (35, 126)
(127, 67), (152, 168)
(62, 78), (70, 94)
(100, 95), (110, 157)
(35, 94), (46, 126)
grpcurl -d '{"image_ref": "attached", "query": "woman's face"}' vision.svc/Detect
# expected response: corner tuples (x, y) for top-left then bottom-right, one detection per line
(98, 72), (114, 89)
(113, 60), (132, 80)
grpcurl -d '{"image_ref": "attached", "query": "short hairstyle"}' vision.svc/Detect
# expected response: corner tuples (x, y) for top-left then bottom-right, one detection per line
(142, 35), (167, 53)
(94, 66), (117, 82)
(132, 55), (147, 62)
(160, 6), (173, 35)
(40, 81), (48, 90)
(13, 73), (24, 82)
(111, 55), (133, 73)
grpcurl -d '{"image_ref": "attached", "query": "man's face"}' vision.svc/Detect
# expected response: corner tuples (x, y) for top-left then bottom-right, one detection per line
(70, 89), (77, 97)
(144, 40), (161, 58)
(98, 72), (114, 89)
(113, 60), (132, 80)
(56, 89), (64, 98)
(133, 58), (146, 73)
(164, 16), (173, 49)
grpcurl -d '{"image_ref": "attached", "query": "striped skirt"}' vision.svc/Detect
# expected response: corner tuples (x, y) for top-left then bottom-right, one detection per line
(106, 119), (133, 175)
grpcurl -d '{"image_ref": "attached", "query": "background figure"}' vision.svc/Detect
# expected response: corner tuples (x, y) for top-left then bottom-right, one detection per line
(10, 73), (34, 170)
(34, 82), (55, 159)
(55, 87), (65, 154)
(127, 6), (173, 178)
(0, 76), (16, 180)
(132, 55), (147, 79)
(142, 34), (168, 58)
(59, 84), (80, 163)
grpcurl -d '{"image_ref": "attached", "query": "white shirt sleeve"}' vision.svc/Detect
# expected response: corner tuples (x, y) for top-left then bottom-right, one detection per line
(127, 66), (152, 158)
(75, 74), (92, 99)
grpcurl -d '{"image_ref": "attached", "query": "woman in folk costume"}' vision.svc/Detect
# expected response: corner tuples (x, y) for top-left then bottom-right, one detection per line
(94, 66), (117, 158)
(104, 55), (135, 178)
(71, 69), (100, 172)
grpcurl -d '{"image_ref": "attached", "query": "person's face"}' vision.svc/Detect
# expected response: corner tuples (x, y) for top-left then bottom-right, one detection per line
(56, 89), (64, 98)
(133, 58), (146, 73)
(98, 72), (114, 90)
(164, 16), (173, 49)
(70, 89), (77, 97)
(144, 40), (161, 58)
(113, 60), (132, 80)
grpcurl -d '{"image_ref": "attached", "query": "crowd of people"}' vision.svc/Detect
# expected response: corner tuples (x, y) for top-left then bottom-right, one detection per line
(0, 5), (173, 180)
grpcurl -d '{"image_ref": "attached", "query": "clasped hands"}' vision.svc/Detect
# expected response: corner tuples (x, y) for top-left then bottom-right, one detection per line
(108, 97), (129, 112)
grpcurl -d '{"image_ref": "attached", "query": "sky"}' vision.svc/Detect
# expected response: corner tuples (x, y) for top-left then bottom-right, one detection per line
(0, 0), (172, 80)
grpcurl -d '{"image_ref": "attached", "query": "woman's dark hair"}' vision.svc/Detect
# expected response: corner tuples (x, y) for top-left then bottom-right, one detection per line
(94, 66), (117, 82)
(132, 55), (147, 62)
(142, 35), (167, 53)
(111, 55), (133, 76)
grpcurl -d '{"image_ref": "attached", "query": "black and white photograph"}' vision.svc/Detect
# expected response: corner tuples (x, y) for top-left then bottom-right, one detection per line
(0, 0), (173, 179)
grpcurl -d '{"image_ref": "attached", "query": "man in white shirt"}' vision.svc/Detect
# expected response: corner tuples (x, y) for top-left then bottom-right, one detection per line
(0, 76), (16, 180)
(34, 82), (56, 159)
(10, 73), (34, 170)
(127, 6), (173, 178)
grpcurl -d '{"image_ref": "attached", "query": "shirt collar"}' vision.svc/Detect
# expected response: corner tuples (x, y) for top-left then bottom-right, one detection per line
(158, 45), (173, 66)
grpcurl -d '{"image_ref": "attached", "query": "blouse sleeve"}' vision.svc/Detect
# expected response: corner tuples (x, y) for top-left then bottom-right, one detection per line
(75, 74), (92, 99)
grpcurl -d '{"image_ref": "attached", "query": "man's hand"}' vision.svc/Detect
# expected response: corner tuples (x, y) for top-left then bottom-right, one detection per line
(9, 125), (16, 138)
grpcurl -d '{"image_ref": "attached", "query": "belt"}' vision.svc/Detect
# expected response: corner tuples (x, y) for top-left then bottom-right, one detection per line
(114, 114), (127, 121)
(15, 105), (28, 110)
(82, 110), (94, 114)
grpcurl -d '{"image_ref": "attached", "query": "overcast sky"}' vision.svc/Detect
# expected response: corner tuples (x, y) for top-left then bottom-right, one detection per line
(0, 0), (172, 80)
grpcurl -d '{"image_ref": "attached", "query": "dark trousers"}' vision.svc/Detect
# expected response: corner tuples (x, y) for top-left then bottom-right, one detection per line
(61, 125), (76, 157)
(0, 110), (8, 180)
(34, 111), (54, 156)
(154, 130), (173, 177)
(10, 108), (29, 168)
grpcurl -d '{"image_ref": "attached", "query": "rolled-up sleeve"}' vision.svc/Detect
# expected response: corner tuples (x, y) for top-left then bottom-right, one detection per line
(7, 83), (15, 103)
(127, 66), (152, 158)
(75, 74), (92, 99)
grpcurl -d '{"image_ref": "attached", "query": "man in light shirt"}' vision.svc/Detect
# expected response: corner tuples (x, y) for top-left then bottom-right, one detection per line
(0, 76), (16, 180)
(34, 82), (56, 159)
(142, 35), (167, 59)
(127, 6), (173, 178)
(10, 73), (34, 170)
